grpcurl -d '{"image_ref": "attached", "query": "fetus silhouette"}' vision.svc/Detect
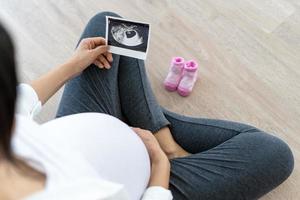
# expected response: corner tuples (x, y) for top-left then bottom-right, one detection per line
(111, 24), (143, 47)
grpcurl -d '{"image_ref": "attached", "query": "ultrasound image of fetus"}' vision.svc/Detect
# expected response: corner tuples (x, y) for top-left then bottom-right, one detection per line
(111, 24), (143, 46)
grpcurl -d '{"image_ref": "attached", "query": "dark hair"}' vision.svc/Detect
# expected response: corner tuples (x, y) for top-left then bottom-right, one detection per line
(0, 22), (17, 160)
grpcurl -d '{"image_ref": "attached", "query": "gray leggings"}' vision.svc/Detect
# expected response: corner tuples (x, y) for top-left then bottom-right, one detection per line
(56, 12), (294, 200)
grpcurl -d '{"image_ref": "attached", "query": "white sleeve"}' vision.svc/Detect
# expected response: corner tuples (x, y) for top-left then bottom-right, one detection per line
(16, 83), (42, 118)
(141, 186), (173, 200)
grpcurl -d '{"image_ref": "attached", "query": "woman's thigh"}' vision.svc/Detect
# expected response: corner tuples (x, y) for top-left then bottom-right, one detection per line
(56, 12), (124, 119)
(163, 108), (257, 153)
(163, 109), (294, 199)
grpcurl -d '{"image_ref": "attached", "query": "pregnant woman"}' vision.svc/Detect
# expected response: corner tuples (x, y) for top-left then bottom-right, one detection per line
(0, 12), (294, 200)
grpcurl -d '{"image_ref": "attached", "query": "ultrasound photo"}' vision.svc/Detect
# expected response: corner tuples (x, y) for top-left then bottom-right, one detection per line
(106, 16), (150, 60)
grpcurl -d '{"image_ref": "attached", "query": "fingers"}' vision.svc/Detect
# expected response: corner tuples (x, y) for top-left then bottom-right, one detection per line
(93, 55), (111, 69)
(98, 55), (111, 69)
(93, 59), (104, 69)
(132, 127), (142, 134)
(90, 37), (106, 46)
(93, 45), (113, 62)
(82, 37), (113, 70)
(105, 52), (113, 62)
(132, 128), (144, 135)
(93, 45), (108, 55)
(79, 37), (107, 51)
(92, 46), (113, 69)
(132, 127), (152, 136)
(132, 129), (147, 141)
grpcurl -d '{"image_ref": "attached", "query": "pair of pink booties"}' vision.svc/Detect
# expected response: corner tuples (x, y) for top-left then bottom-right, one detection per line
(164, 57), (198, 96)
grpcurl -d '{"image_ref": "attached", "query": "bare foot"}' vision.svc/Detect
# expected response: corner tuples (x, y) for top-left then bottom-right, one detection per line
(166, 146), (191, 160)
(154, 126), (191, 160)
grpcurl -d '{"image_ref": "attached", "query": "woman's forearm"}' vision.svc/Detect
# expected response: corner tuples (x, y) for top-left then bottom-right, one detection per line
(30, 59), (78, 104)
(29, 37), (110, 105)
(132, 128), (171, 189)
(148, 151), (170, 189)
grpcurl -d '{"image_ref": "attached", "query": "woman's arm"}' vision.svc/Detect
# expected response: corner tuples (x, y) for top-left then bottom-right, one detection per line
(30, 60), (79, 104)
(30, 37), (112, 104)
(132, 128), (170, 189)
(148, 150), (170, 189)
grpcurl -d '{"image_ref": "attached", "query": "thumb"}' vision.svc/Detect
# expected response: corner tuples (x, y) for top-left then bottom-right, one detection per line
(92, 45), (108, 56)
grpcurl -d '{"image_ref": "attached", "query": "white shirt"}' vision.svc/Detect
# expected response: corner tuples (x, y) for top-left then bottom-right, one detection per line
(13, 84), (173, 200)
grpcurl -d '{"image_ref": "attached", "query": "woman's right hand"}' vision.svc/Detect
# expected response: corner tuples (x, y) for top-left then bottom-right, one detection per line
(69, 37), (113, 76)
(132, 128), (170, 189)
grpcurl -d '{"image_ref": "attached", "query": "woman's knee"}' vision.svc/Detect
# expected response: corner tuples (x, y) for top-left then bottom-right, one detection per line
(245, 131), (294, 185)
(267, 133), (294, 179)
(82, 11), (122, 39)
(90, 11), (122, 22)
(222, 132), (293, 199)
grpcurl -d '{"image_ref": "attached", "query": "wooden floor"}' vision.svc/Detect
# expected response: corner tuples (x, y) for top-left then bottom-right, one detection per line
(1, 0), (299, 199)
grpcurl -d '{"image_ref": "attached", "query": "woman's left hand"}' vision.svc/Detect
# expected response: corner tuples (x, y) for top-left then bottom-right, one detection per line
(69, 37), (113, 75)
(132, 127), (170, 189)
(132, 128), (168, 163)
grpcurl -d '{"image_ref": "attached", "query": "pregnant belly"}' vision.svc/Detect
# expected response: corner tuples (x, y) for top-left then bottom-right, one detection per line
(39, 113), (151, 200)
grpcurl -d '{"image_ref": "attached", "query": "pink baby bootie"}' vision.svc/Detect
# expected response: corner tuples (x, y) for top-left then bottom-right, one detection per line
(177, 60), (198, 97)
(164, 57), (185, 91)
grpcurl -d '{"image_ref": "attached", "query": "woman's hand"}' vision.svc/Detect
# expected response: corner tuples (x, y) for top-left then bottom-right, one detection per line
(132, 128), (170, 189)
(69, 37), (113, 75)
(30, 37), (113, 105)
(132, 128), (168, 163)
